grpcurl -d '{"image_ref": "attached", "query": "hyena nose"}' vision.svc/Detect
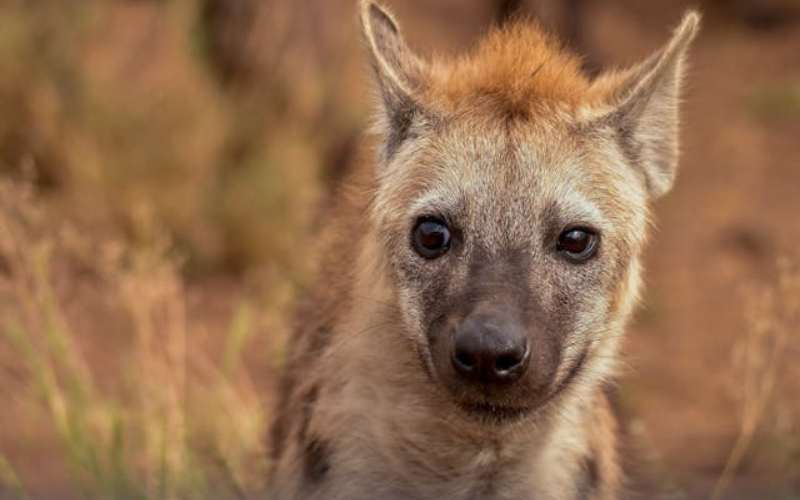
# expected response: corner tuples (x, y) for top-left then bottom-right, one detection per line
(451, 316), (530, 384)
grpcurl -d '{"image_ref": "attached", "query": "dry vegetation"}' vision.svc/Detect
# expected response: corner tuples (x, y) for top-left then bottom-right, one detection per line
(0, 180), (271, 499)
(0, 0), (797, 499)
(0, 1), (337, 497)
(712, 260), (800, 500)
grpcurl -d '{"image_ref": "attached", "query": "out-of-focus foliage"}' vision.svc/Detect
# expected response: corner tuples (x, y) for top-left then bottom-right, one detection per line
(0, 181), (270, 498)
(0, 0), (363, 277)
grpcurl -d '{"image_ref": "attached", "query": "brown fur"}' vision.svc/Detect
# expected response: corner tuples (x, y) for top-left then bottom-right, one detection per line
(268, 3), (700, 499)
(425, 23), (592, 115)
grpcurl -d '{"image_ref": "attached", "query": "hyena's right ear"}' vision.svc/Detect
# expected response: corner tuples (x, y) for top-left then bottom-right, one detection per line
(360, 1), (428, 157)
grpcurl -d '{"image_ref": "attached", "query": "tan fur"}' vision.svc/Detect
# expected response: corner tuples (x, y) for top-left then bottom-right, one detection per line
(269, 3), (699, 499)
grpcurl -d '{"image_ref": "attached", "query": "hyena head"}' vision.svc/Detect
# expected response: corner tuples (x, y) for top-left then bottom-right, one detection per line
(360, 1), (698, 420)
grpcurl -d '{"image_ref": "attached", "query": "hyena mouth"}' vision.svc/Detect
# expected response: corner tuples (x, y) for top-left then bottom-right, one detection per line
(454, 346), (591, 424)
(457, 401), (534, 424)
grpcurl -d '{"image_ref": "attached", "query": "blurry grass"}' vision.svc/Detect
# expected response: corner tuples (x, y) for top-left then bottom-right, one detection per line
(0, 5), (340, 492)
(0, 182), (271, 499)
(712, 258), (800, 500)
(0, 455), (27, 499)
(0, 0), (359, 274)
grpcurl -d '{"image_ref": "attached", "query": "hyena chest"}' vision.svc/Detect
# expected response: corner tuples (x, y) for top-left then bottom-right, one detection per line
(320, 435), (541, 500)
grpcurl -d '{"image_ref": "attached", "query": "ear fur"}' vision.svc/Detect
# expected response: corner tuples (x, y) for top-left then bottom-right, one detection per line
(600, 11), (701, 198)
(360, 1), (427, 158)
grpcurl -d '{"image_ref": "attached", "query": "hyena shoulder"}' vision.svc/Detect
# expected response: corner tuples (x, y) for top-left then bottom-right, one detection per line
(268, 166), (374, 482)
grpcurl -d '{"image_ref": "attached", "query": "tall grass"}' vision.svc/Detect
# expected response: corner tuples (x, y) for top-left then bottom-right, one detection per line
(0, 1), (355, 496)
(0, 455), (27, 499)
(712, 259), (800, 500)
(0, 181), (270, 499)
(0, 0), (354, 273)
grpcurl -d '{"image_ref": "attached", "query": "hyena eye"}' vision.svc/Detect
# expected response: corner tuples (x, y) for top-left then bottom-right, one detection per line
(557, 227), (599, 262)
(412, 217), (451, 259)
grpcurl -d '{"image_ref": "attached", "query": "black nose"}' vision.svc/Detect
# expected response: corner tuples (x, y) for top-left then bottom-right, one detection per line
(451, 315), (530, 384)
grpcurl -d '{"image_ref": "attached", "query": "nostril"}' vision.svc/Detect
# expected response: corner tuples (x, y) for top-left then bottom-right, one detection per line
(495, 353), (521, 373)
(494, 342), (530, 378)
(453, 348), (477, 372)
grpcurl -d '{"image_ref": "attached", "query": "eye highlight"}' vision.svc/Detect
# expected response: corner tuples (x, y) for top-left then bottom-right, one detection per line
(412, 217), (451, 259)
(557, 227), (599, 262)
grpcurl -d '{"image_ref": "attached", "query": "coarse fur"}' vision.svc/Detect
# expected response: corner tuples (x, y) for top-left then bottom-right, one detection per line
(269, 3), (700, 499)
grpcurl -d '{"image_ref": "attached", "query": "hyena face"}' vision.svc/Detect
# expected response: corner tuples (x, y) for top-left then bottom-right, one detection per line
(362, 2), (698, 420)
(374, 119), (648, 418)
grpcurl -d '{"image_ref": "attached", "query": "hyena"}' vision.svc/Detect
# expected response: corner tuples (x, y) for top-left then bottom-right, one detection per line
(269, 2), (699, 499)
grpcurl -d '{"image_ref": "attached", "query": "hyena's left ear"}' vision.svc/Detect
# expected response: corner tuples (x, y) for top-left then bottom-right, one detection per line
(360, 1), (429, 157)
(597, 11), (701, 198)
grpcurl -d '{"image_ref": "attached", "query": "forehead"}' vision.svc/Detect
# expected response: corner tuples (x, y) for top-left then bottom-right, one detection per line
(382, 114), (645, 247)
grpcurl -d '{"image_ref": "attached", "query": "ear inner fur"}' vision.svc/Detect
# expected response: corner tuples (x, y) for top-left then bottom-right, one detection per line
(599, 11), (701, 197)
(360, 1), (429, 157)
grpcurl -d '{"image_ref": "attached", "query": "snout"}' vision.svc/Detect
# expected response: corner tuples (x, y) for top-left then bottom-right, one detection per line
(451, 314), (530, 385)
(426, 302), (563, 420)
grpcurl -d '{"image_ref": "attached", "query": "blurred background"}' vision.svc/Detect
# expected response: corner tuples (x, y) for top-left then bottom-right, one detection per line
(0, 0), (797, 499)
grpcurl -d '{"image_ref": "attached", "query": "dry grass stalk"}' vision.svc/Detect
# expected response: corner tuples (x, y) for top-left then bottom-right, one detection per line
(712, 258), (800, 500)
(0, 182), (269, 499)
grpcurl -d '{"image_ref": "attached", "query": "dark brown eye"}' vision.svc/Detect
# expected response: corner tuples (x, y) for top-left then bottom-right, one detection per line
(412, 218), (451, 259)
(557, 227), (599, 262)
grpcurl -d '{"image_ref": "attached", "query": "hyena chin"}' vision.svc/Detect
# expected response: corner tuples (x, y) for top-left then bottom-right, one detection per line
(270, 2), (699, 499)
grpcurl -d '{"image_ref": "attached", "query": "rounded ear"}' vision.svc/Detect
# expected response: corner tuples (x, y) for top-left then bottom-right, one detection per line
(360, 1), (428, 158)
(595, 11), (701, 198)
